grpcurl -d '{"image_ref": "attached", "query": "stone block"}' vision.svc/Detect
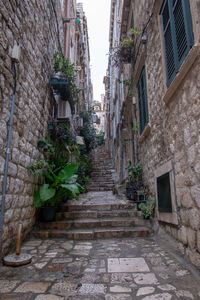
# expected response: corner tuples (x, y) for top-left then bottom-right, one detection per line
(180, 190), (193, 208)
(0, 280), (19, 293)
(178, 226), (187, 245)
(108, 257), (150, 273)
(189, 208), (200, 230)
(191, 185), (200, 208)
(187, 228), (196, 249)
(15, 282), (50, 293)
(180, 209), (189, 226)
(8, 162), (17, 177)
(186, 248), (200, 268)
(197, 231), (200, 253)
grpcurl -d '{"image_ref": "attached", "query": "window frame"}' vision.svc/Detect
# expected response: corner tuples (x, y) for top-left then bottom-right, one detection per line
(137, 66), (149, 135)
(160, 0), (194, 87)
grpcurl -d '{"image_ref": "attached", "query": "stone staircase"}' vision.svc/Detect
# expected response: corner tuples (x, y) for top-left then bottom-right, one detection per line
(34, 147), (152, 239)
(86, 146), (115, 192)
(34, 192), (151, 239)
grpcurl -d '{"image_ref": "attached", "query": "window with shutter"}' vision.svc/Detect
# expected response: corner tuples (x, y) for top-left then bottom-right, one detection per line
(137, 67), (149, 134)
(160, 0), (194, 86)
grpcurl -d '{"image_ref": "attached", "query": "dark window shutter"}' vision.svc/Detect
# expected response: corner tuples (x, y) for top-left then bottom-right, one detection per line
(137, 67), (149, 134)
(160, 0), (194, 87)
(160, 0), (176, 86)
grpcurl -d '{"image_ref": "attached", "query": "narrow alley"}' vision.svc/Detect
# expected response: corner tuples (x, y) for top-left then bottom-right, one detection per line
(0, 193), (200, 299)
(1, 0), (200, 299)
(0, 146), (200, 299)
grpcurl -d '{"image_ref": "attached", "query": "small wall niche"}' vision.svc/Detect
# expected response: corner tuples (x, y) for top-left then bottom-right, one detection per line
(155, 160), (178, 225)
(157, 172), (172, 213)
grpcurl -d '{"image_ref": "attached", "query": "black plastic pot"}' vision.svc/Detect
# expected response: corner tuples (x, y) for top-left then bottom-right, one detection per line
(41, 206), (57, 222)
(125, 182), (137, 200)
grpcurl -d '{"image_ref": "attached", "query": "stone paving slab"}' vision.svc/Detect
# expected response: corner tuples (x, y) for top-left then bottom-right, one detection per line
(0, 236), (200, 299)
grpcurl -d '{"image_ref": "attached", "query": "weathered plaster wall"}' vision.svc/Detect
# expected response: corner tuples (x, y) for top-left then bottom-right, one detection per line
(0, 0), (64, 254)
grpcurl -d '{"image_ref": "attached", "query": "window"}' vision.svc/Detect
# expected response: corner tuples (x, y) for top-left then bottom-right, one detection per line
(137, 67), (149, 134)
(157, 172), (172, 213)
(160, 0), (194, 86)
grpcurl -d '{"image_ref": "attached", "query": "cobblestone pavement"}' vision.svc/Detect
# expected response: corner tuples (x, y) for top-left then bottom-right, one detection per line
(0, 235), (200, 300)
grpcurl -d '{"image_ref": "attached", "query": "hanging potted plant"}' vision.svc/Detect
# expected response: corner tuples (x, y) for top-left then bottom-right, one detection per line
(49, 49), (81, 112)
(120, 38), (134, 63)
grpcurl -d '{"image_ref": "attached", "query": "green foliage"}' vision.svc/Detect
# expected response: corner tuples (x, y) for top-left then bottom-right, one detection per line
(34, 163), (84, 207)
(96, 134), (104, 146)
(123, 79), (132, 87)
(124, 121), (139, 143)
(28, 160), (49, 176)
(130, 28), (142, 35)
(132, 121), (139, 135)
(120, 38), (134, 48)
(125, 161), (143, 183)
(53, 49), (81, 102)
(138, 198), (155, 220)
(77, 151), (93, 187)
(79, 111), (97, 152)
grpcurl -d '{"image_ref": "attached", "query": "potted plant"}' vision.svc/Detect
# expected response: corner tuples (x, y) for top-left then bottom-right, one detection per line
(49, 49), (81, 112)
(138, 198), (155, 220)
(125, 161), (143, 200)
(29, 122), (84, 221)
(33, 163), (84, 221)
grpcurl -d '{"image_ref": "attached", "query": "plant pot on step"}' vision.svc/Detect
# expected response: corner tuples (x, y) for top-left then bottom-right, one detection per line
(137, 200), (146, 211)
(125, 182), (137, 201)
(40, 206), (57, 222)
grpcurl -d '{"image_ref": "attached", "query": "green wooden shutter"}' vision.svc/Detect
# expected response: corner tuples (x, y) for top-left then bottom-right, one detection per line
(142, 67), (149, 126)
(160, 0), (176, 86)
(160, 0), (194, 87)
(137, 67), (149, 134)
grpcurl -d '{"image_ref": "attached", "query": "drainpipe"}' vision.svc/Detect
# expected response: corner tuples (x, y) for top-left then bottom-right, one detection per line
(0, 61), (17, 256)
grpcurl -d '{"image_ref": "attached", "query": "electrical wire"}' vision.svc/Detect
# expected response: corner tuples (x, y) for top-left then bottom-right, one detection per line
(133, 13), (154, 66)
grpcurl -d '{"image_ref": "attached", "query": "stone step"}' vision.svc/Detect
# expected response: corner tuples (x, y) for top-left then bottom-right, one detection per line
(58, 202), (136, 212)
(56, 209), (141, 220)
(90, 179), (113, 183)
(38, 217), (149, 230)
(86, 187), (113, 191)
(34, 226), (150, 240)
(91, 175), (113, 179)
(88, 183), (114, 187)
(91, 173), (112, 177)
(92, 166), (113, 170)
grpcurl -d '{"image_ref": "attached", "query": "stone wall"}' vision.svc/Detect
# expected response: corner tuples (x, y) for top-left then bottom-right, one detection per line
(0, 0), (64, 254)
(132, 0), (200, 268)
(108, 0), (200, 269)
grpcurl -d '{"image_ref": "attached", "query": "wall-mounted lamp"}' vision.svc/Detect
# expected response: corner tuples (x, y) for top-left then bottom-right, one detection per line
(141, 33), (147, 44)
(63, 17), (81, 23)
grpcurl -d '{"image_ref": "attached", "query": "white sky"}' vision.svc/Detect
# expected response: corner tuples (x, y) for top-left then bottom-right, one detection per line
(79, 0), (110, 101)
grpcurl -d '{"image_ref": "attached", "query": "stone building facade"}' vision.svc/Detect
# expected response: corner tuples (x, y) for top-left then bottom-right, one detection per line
(106, 0), (200, 268)
(0, 0), (91, 255)
(92, 98), (105, 134)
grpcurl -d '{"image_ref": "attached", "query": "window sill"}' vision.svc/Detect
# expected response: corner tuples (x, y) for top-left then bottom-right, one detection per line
(139, 123), (151, 144)
(163, 45), (200, 105)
